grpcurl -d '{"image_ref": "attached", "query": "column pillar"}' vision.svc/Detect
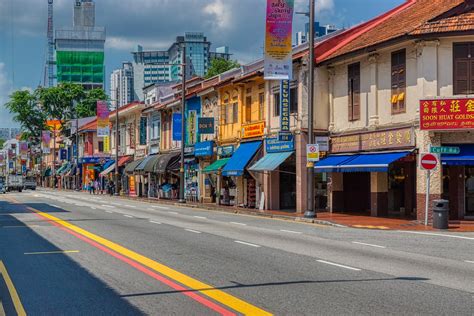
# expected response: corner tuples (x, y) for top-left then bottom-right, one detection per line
(368, 53), (379, 127)
(330, 172), (344, 212)
(296, 133), (308, 213)
(370, 172), (389, 217)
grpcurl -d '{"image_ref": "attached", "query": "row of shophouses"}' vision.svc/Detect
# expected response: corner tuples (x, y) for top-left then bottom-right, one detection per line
(48, 0), (474, 221)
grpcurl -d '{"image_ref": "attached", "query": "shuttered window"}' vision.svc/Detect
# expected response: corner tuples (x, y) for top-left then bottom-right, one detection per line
(245, 96), (252, 122)
(391, 49), (406, 114)
(139, 117), (147, 145)
(348, 62), (360, 121)
(453, 43), (474, 95)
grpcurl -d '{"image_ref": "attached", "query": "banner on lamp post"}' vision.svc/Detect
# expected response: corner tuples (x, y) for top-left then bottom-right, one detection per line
(41, 131), (51, 154)
(97, 100), (110, 137)
(264, 0), (295, 80)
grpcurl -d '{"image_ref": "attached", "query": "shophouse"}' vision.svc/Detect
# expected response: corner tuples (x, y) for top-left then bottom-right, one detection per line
(315, 0), (474, 221)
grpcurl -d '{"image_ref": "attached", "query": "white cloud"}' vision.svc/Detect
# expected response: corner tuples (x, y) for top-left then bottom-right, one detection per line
(0, 63), (17, 128)
(203, 0), (233, 30)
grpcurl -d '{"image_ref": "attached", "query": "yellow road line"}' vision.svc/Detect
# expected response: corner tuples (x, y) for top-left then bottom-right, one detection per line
(0, 261), (26, 316)
(0, 301), (5, 316)
(29, 207), (271, 315)
(24, 250), (80, 255)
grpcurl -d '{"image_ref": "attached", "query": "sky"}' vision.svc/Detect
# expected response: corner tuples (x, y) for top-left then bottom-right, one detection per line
(0, 0), (404, 128)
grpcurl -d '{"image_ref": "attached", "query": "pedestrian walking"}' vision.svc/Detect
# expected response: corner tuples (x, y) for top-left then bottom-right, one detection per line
(93, 180), (99, 195)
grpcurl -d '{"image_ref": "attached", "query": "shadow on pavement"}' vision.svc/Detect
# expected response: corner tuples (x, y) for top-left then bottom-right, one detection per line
(0, 199), (144, 315)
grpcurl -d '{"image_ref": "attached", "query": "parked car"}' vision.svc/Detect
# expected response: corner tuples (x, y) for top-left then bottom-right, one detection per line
(0, 181), (6, 194)
(6, 174), (23, 192)
(23, 176), (37, 190)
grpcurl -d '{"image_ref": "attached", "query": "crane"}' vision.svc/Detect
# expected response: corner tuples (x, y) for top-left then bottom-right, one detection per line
(45, 0), (54, 87)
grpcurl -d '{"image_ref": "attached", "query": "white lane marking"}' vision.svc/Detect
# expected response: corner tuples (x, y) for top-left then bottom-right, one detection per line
(125, 205), (137, 208)
(352, 241), (386, 249)
(400, 231), (474, 240)
(193, 216), (207, 219)
(149, 220), (162, 225)
(185, 229), (202, 234)
(91, 207), (97, 210)
(168, 211), (179, 215)
(230, 222), (247, 226)
(105, 211), (114, 214)
(110, 203), (122, 206)
(465, 260), (474, 264)
(317, 260), (361, 271)
(123, 215), (134, 218)
(280, 229), (303, 234)
(234, 240), (260, 248)
(50, 205), (61, 209)
(152, 205), (170, 210)
(101, 205), (116, 208)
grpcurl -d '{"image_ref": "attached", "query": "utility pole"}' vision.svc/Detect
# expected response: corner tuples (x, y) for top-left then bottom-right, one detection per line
(304, 0), (317, 218)
(179, 44), (187, 203)
(75, 105), (80, 191)
(114, 87), (120, 196)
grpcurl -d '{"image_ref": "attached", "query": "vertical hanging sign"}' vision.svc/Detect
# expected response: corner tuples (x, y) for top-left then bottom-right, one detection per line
(279, 80), (292, 141)
(97, 100), (110, 137)
(264, 0), (295, 80)
(41, 131), (51, 154)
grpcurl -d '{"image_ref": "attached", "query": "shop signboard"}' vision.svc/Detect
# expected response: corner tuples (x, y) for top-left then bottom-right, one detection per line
(430, 146), (460, 155)
(331, 128), (415, 153)
(315, 136), (329, 152)
(184, 146), (195, 156)
(218, 145), (234, 158)
(198, 117), (214, 134)
(195, 141), (214, 157)
(280, 80), (290, 133)
(172, 113), (182, 141)
(97, 100), (110, 137)
(266, 138), (294, 153)
(41, 130), (51, 154)
(60, 149), (67, 160)
(264, 0), (294, 80)
(420, 98), (474, 130)
(19, 142), (28, 160)
(306, 144), (320, 162)
(242, 122), (265, 139)
(187, 110), (197, 146)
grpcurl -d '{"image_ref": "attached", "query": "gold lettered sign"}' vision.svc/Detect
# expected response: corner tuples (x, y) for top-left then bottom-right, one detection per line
(242, 122), (265, 139)
(331, 135), (360, 153)
(361, 128), (414, 151)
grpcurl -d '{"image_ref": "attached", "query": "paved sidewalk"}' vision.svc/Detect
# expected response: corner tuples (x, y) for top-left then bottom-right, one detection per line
(39, 188), (474, 232)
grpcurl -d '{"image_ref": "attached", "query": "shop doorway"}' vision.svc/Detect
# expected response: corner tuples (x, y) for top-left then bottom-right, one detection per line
(343, 173), (370, 213)
(388, 160), (416, 218)
(279, 156), (296, 210)
(466, 167), (474, 217)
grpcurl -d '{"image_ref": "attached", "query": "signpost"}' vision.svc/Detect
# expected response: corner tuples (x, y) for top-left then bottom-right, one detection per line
(420, 153), (438, 226)
(306, 144), (320, 166)
(430, 146), (460, 155)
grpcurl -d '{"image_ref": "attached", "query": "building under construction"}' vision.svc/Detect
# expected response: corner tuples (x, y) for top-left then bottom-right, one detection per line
(55, 0), (106, 90)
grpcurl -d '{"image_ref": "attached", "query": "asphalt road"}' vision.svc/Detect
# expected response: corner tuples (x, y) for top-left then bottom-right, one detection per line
(0, 189), (473, 315)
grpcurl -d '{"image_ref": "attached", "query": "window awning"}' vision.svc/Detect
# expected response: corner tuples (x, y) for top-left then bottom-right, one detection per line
(124, 158), (145, 174)
(315, 151), (411, 173)
(202, 158), (230, 173)
(249, 151), (293, 172)
(102, 160), (115, 170)
(442, 145), (474, 166)
(222, 141), (262, 176)
(59, 163), (72, 175)
(100, 163), (115, 176)
(118, 156), (133, 167)
(135, 155), (155, 172)
(143, 155), (161, 173)
(154, 152), (180, 173)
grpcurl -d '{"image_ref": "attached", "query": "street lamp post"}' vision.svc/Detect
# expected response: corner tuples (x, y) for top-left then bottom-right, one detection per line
(179, 45), (187, 203)
(114, 92), (120, 196)
(75, 110), (80, 191)
(304, 0), (317, 218)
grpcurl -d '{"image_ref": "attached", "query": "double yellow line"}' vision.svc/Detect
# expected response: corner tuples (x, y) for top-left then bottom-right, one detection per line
(0, 261), (26, 316)
(28, 207), (271, 315)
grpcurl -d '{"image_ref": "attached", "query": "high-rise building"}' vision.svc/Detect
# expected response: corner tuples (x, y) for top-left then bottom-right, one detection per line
(9, 128), (21, 139)
(55, 0), (106, 90)
(0, 128), (10, 140)
(294, 21), (338, 46)
(110, 62), (135, 108)
(131, 32), (231, 101)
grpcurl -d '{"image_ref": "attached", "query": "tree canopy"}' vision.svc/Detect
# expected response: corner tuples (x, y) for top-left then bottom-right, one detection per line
(205, 58), (240, 79)
(4, 83), (108, 143)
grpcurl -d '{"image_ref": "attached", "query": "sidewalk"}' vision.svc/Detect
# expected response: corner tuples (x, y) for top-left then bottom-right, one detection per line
(40, 188), (474, 232)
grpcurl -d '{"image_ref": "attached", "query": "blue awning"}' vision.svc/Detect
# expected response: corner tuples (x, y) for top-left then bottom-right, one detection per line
(314, 155), (354, 173)
(315, 152), (411, 173)
(222, 141), (262, 176)
(442, 145), (474, 166)
(249, 151), (293, 172)
(102, 160), (115, 171)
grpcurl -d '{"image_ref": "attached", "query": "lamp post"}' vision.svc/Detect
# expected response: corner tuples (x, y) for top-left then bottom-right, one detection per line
(75, 106), (80, 191)
(304, 0), (317, 218)
(114, 88), (120, 196)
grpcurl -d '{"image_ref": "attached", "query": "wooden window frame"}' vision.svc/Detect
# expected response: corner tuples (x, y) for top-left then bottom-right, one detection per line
(258, 93), (265, 121)
(348, 62), (361, 121)
(453, 42), (474, 95)
(391, 49), (406, 115)
(245, 96), (252, 123)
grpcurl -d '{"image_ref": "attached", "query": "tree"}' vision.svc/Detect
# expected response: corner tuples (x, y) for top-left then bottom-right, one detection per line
(205, 58), (240, 79)
(4, 90), (47, 144)
(77, 88), (108, 117)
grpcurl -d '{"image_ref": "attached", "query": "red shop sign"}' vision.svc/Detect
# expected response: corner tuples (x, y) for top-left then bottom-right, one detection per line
(420, 98), (474, 131)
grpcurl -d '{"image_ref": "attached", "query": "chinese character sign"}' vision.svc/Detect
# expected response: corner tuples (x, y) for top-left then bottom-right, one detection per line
(172, 113), (182, 141)
(264, 0), (294, 80)
(97, 101), (110, 137)
(280, 80), (290, 132)
(420, 98), (474, 130)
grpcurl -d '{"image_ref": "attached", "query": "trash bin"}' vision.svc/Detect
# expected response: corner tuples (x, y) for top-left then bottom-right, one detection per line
(433, 200), (449, 229)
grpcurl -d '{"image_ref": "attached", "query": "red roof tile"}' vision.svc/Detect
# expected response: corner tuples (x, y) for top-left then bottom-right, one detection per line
(320, 0), (464, 62)
(79, 119), (97, 132)
(411, 10), (474, 35)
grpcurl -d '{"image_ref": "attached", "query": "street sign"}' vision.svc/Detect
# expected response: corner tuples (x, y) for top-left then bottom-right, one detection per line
(430, 146), (460, 155)
(306, 144), (320, 162)
(420, 153), (438, 170)
(278, 131), (293, 142)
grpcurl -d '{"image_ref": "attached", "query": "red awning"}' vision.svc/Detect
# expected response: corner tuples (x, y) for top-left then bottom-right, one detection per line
(117, 156), (133, 167)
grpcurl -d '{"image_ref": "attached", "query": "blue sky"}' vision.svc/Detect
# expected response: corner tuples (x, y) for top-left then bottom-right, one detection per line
(0, 0), (404, 127)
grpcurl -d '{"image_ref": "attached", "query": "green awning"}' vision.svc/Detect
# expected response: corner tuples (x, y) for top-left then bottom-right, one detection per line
(42, 168), (51, 177)
(202, 158), (230, 173)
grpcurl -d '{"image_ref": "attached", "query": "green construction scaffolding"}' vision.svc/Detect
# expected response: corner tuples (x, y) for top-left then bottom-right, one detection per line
(56, 51), (104, 85)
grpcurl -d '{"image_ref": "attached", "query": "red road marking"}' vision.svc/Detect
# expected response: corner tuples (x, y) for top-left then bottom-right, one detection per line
(29, 210), (235, 316)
